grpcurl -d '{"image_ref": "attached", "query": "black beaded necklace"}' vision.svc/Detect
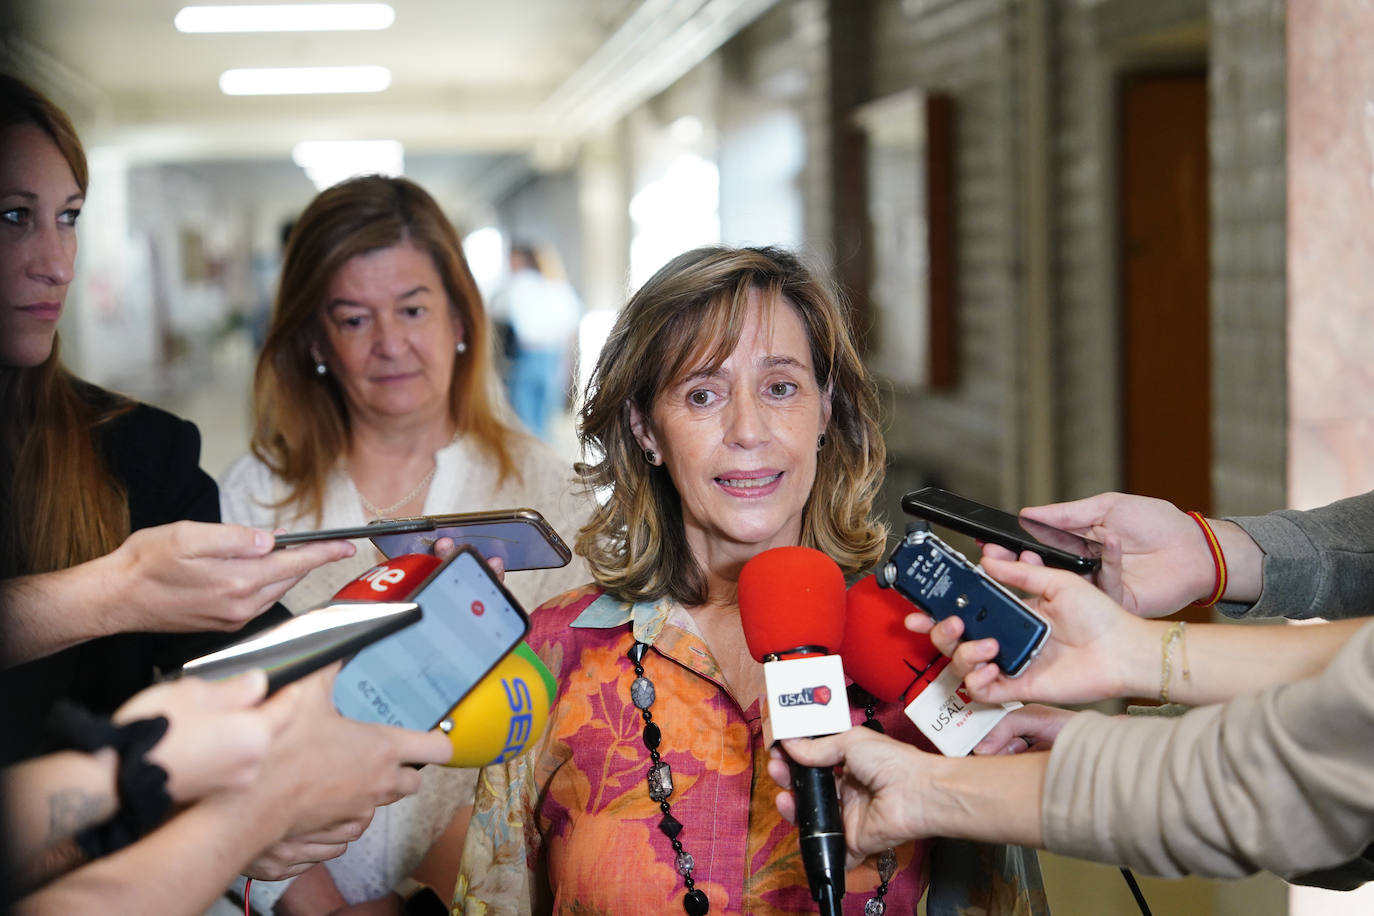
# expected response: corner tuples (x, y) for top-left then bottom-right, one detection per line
(629, 643), (899, 915)
(629, 641), (711, 915)
(857, 691), (897, 915)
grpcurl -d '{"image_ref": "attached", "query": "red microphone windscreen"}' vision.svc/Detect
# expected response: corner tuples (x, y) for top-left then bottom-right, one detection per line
(738, 546), (846, 661)
(332, 554), (440, 601)
(839, 575), (943, 703)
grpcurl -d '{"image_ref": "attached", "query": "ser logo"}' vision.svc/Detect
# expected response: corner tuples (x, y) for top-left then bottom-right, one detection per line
(775, 685), (833, 707)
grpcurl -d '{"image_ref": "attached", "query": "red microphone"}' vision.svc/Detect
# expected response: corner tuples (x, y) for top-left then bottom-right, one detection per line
(739, 546), (846, 661)
(738, 546), (848, 916)
(841, 574), (1020, 757)
(331, 554), (441, 601)
(839, 575), (949, 703)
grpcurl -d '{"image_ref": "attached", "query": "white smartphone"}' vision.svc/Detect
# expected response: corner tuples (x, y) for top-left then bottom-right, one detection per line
(332, 546), (531, 730)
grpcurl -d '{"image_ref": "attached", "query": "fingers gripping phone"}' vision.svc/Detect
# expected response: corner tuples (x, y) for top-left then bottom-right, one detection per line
(332, 547), (531, 730)
(273, 508), (572, 573)
(879, 529), (1050, 677)
(901, 487), (1102, 573)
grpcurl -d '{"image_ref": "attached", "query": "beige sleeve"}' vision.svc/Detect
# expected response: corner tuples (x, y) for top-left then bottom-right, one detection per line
(1042, 620), (1374, 879)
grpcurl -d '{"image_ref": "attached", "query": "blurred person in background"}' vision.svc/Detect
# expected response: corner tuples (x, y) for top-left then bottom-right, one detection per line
(487, 241), (581, 441)
(219, 175), (591, 911)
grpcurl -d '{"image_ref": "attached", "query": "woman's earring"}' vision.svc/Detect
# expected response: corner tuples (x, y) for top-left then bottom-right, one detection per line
(817, 433), (827, 450)
(315, 361), (328, 376)
(643, 449), (658, 466)
(456, 340), (468, 355)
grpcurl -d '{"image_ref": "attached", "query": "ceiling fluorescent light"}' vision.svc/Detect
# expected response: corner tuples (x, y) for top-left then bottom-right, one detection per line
(176, 4), (395, 33)
(292, 139), (404, 190)
(220, 66), (391, 96)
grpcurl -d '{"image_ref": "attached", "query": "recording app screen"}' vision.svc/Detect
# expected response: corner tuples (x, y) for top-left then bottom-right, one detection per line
(333, 551), (528, 729)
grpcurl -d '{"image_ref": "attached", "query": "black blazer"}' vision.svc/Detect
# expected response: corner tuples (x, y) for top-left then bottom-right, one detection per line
(2, 385), (285, 763)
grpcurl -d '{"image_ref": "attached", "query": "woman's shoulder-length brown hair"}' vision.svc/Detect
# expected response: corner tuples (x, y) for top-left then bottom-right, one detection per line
(1, 74), (129, 579)
(250, 175), (519, 521)
(575, 244), (887, 607)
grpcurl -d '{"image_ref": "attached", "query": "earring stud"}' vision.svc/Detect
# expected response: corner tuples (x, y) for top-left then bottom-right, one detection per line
(817, 433), (827, 450)
(643, 449), (658, 465)
(315, 361), (327, 376)
(456, 340), (468, 354)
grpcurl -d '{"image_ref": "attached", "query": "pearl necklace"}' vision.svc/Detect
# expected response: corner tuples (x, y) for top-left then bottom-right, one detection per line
(345, 431), (457, 520)
(355, 464), (437, 519)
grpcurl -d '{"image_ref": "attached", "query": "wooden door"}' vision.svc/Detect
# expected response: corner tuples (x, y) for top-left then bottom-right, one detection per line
(1120, 73), (1212, 515)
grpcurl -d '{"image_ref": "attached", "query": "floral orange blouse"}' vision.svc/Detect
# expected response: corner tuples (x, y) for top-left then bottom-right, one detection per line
(456, 586), (937, 915)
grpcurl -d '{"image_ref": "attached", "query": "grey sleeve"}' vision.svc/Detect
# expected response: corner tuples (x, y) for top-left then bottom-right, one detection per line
(1218, 489), (1374, 620)
(1041, 621), (1374, 880)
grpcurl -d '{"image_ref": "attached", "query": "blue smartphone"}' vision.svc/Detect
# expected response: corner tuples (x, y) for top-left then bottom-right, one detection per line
(332, 546), (531, 730)
(877, 529), (1050, 677)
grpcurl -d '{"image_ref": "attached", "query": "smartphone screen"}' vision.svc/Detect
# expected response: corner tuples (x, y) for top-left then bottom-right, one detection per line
(901, 487), (1102, 572)
(368, 511), (570, 572)
(333, 548), (530, 730)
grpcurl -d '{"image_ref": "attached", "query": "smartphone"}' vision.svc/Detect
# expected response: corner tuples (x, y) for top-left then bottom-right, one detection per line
(879, 529), (1050, 677)
(333, 546), (531, 730)
(274, 516), (435, 547)
(177, 601), (422, 693)
(901, 486), (1102, 573)
(367, 508), (572, 572)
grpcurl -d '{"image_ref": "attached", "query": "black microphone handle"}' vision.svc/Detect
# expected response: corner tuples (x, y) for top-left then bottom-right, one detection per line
(788, 755), (846, 915)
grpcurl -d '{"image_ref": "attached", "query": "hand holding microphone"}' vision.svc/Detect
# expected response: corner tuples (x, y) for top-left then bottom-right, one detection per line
(739, 546), (849, 916)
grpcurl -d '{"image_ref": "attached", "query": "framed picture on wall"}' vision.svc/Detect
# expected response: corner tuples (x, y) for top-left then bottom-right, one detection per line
(853, 89), (956, 390)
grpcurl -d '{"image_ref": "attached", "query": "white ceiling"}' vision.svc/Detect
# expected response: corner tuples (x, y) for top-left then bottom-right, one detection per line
(6, 0), (780, 164)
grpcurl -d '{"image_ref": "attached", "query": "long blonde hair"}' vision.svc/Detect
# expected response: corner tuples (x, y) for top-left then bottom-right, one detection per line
(576, 245), (887, 606)
(1, 74), (131, 579)
(250, 176), (520, 522)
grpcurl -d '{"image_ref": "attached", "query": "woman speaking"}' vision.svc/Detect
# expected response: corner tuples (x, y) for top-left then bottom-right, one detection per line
(457, 246), (1047, 914)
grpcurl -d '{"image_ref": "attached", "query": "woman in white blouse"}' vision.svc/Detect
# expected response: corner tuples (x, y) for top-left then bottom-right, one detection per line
(219, 175), (589, 912)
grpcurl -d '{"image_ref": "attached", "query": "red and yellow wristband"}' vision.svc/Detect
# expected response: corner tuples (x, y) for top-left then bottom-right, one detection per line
(1187, 511), (1227, 607)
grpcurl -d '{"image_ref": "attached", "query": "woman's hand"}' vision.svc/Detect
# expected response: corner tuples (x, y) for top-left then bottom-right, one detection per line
(768, 730), (935, 869)
(907, 557), (1154, 706)
(969, 703), (1077, 756)
(230, 663), (453, 877)
(997, 493), (1223, 617)
(106, 521), (355, 634)
(113, 671), (277, 804)
(432, 537), (505, 582)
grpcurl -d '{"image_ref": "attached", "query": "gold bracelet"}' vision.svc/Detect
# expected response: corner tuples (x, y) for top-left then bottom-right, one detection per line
(1160, 621), (1192, 704)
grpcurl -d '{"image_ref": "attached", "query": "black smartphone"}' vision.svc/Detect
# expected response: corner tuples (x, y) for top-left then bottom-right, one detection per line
(367, 508), (572, 572)
(879, 529), (1050, 677)
(332, 546), (531, 730)
(274, 516), (435, 547)
(177, 601), (422, 694)
(901, 486), (1102, 573)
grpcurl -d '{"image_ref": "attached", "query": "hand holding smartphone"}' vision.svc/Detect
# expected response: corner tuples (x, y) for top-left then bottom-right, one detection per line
(272, 508), (572, 573)
(879, 529), (1050, 677)
(901, 487), (1102, 573)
